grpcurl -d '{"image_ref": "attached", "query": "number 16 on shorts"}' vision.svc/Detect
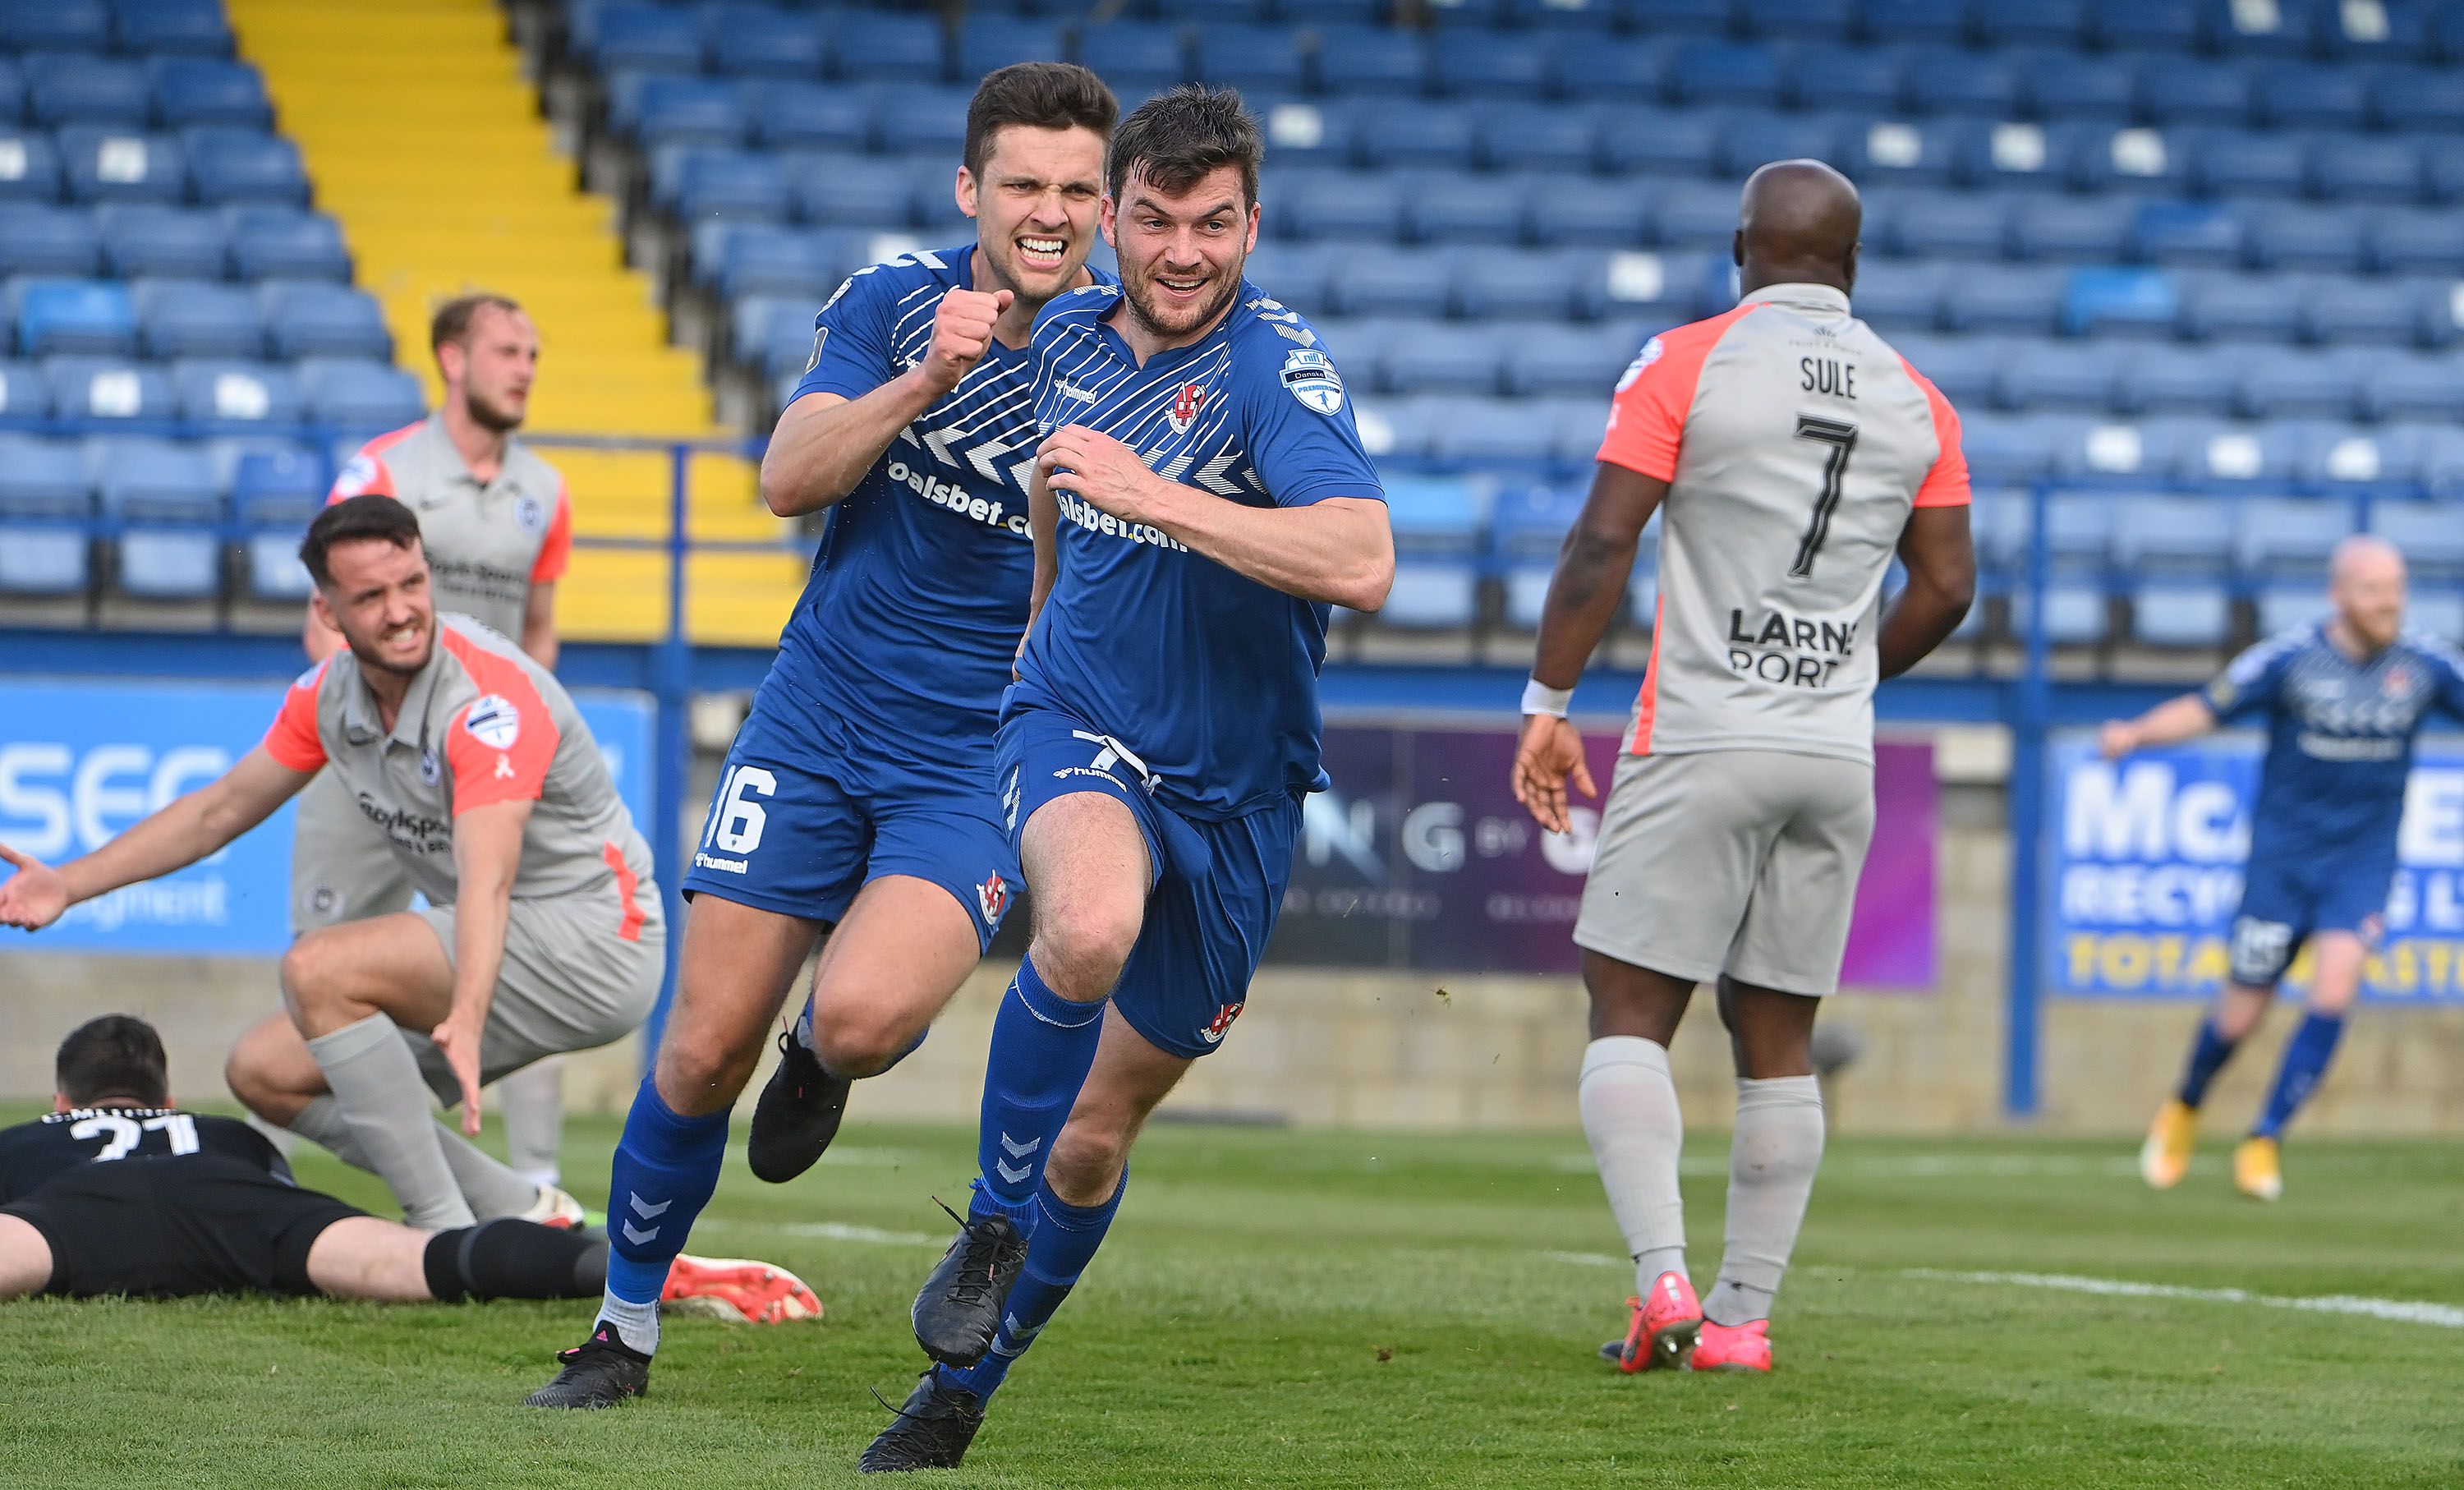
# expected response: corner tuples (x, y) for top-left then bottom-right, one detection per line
(696, 764), (775, 872)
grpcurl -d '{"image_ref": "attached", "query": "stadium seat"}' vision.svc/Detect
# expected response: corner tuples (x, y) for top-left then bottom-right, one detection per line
(2237, 495), (2358, 573)
(2370, 209), (2464, 274)
(2091, 0), (2201, 52)
(2063, 267), (2180, 339)
(2193, 130), (2309, 198)
(1789, 48), (1905, 116)
(0, 1), (108, 53)
(244, 528), (311, 600)
(2139, 59), (2257, 127)
(1593, 106), (1718, 177)
(2239, 352), (2364, 419)
(13, 278), (135, 356)
(615, 75), (750, 150)
(2109, 495), (2233, 572)
(228, 443), (324, 527)
(1331, 251), (1453, 318)
(1886, 190), (2008, 260)
(1500, 0), (1618, 29)
(1652, 179), (1749, 251)
(0, 522), (90, 596)
(1669, 44), (1786, 109)
(2134, 200), (2245, 267)
(1315, 26), (1430, 97)
(1850, 260), (1947, 330)
(705, 6), (827, 80)
(186, 128), (309, 206)
(59, 127), (188, 205)
(2310, 136), (2424, 205)
(1241, 240), (1341, 316)
(1430, 30), (1550, 99)
(2209, 0), (2319, 57)
(871, 88), (971, 159)
(2370, 67), (2464, 133)
(0, 359), (52, 426)
(263, 283), (389, 361)
(1627, 0), (1734, 37)
(2305, 278), (2423, 346)
(30, 57), (149, 128)
(0, 434), (91, 515)
(45, 356), (174, 420)
(1864, 0), (1970, 45)
(2407, 589), (2464, 644)
(1894, 333), (1997, 406)
(828, 11), (945, 83)
(1903, 47), (2023, 116)
(951, 17), (1064, 77)
(2245, 205), (2370, 271)
(581, 4), (702, 75)
(1841, 119), (1957, 189)
(226, 207), (350, 281)
(1951, 121), (2066, 192)
(1378, 320), (1504, 395)
(702, 224), (838, 301)
(2009, 196), (2133, 263)
(1193, 25), (1307, 94)
(1999, 342), (2124, 412)
(2324, 1), (2434, 62)
(2076, 126), (2193, 195)
(298, 358), (424, 433)
(1720, 113), (1850, 178)
(1357, 102), (1477, 171)
(1476, 103), (1595, 175)
(790, 154), (914, 229)
(116, 527), (221, 600)
(1408, 172), (1524, 245)
(747, 83), (867, 151)
(2369, 499), (2464, 577)
(1942, 264), (2066, 334)
(1556, 39), (1671, 103)
(1453, 245), (1588, 320)
(2178, 270), (2308, 341)
(173, 360), (301, 427)
(0, 128), (63, 201)
(136, 280), (265, 359)
(1956, 415), (2066, 482)
(1525, 174), (1652, 247)
(1282, 171), (1405, 241)
(2020, 51), (2135, 122)
(2361, 354), (2464, 421)
(0, 204), (102, 276)
(1077, 22), (1187, 94)
(151, 60), (272, 131)
(2131, 584), (2232, 647)
(117, 0), (235, 56)
(96, 437), (219, 522)
(2254, 62), (2370, 129)
(1377, 472), (1483, 627)
(1740, 0), (1855, 41)
(1502, 322), (1637, 398)
(655, 148), (788, 223)
(1600, 247), (1722, 321)
(97, 204), (226, 279)
(1433, 398), (1558, 466)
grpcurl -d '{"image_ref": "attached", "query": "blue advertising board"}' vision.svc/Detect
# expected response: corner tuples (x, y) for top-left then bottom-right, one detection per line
(0, 677), (655, 955)
(2044, 732), (2464, 1004)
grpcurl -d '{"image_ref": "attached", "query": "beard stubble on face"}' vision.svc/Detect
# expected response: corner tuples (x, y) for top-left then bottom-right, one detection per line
(1120, 248), (1247, 346)
(464, 386), (524, 435)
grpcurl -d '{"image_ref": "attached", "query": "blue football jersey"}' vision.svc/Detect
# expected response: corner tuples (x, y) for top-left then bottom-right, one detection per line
(771, 244), (1082, 753)
(1010, 279), (1385, 819)
(2204, 623), (2464, 863)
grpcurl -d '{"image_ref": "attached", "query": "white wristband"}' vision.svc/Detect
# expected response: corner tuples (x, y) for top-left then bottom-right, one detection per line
(1521, 678), (1574, 718)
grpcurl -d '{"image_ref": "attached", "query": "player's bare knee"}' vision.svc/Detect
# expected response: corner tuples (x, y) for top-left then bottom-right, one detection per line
(1029, 904), (1139, 1002)
(653, 1024), (763, 1113)
(1045, 1122), (1129, 1207)
(806, 999), (913, 1078)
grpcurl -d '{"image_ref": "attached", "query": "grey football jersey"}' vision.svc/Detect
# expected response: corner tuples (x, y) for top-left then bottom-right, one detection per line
(1596, 283), (1970, 766)
(328, 416), (572, 640)
(263, 616), (656, 938)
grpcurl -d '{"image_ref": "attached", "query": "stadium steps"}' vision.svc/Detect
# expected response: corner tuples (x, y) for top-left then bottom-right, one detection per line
(223, 0), (802, 646)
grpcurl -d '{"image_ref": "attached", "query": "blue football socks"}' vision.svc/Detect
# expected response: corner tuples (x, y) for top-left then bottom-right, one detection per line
(599, 1074), (730, 1354)
(971, 956), (1107, 1230)
(2175, 1015), (2241, 1109)
(940, 1174), (1126, 1400)
(2253, 1011), (2345, 1140)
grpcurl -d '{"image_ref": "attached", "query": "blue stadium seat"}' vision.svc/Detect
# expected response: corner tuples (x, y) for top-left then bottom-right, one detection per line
(581, 3), (703, 74)
(2206, 0), (2319, 57)
(1841, 119), (1957, 188)
(1951, 121), (2066, 192)
(176, 360), (301, 427)
(2020, 51), (2135, 122)
(2138, 59), (2255, 127)
(1500, 0), (1618, 29)
(701, 223), (834, 299)
(1556, 39), (1671, 103)
(1501, 322), (1636, 397)
(1625, 0), (1735, 37)
(2255, 62), (2370, 129)
(1379, 320), (1504, 395)
(30, 57), (149, 128)
(705, 6), (827, 80)
(829, 11), (945, 83)
(46, 356), (175, 420)
(0, 2), (109, 53)
(1455, 245), (1590, 320)
(2131, 584), (2232, 647)
(2309, 134), (2423, 205)
(137, 280), (264, 359)
(186, 128), (309, 206)
(1153, 0), (1278, 23)
(1884, 188), (2007, 259)
(952, 17), (1065, 77)
(1077, 22), (1187, 94)
(96, 437), (219, 522)
(1476, 103), (1595, 173)
(1190, 24), (1304, 94)
(2420, 145), (2464, 205)
(1740, 0), (1855, 40)
(1956, 415), (2066, 482)
(2322, 0), (2432, 62)
(59, 127), (187, 204)
(0, 522), (89, 596)
(1330, 250), (1453, 317)
(1407, 171), (1524, 244)
(747, 82), (869, 151)
(1670, 44), (1786, 108)
(2090, 0), (2200, 52)
(2120, 346), (2242, 413)
(871, 87), (971, 159)
(0, 359), (51, 426)
(2370, 209), (2464, 274)
(1354, 393), (1439, 462)
(2370, 67), (2464, 132)
(614, 74), (750, 149)
(117, 0), (235, 56)
(1356, 101), (1476, 170)
(0, 204), (102, 275)
(733, 294), (823, 381)
(1651, 180), (1745, 251)
(0, 434), (90, 514)
(1377, 554), (1482, 628)
(2370, 499), (2464, 577)
(2110, 496), (2232, 572)
(299, 358), (424, 434)
(2191, 129), (2308, 198)
(1904, 47), (2022, 115)
(2237, 495), (2356, 575)
(1850, 260), (1947, 330)
(116, 526), (221, 600)
(2010, 195), (2133, 262)
(1377, 471), (1483, 624)
(1526, 172), (1652, 246)
(228, 443), (324, 526)
(1942, 264), (2065, 334)
(1720, 113), (1848, 177)
(151, 60), (271, 131)
(1282, 170), (1405, 241)
(1255, 99), (1354, 169)
(2075, 126), (2191, 195)
(2134, 200), (2245, 267)
(1789, 47), (1906, 115)
(226, 207), (350, 281)
(1864, 0), (1970, 45)
(2361, 354), (2464, 421)
(14, 278), (134, 356)
(2238, 353), (2363, 419)
(790, 154), (914, 228)
(2039, 491), (2117, 566)
(2064, 267), (2179, 338)
(2178, 270), (2306, 341)
(1999, 342), (2124, 412)
(263, 283), (389, 361)
(1432, 397), (1558, 466)
(1593, 105), (1718, 175)
(1312, 25), (1426, 96)
(1430, 30), (1550, 99)
(243, 527), (311, 600)
(2305, 277), (2422, 345)
(655, 148), (788, 222)
(1245, 241), (1343, 316)
(2245, 205), (2369, 271)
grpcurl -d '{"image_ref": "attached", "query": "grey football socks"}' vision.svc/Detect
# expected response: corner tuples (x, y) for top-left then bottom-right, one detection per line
(1705, 1074), (1825, 1327)
(1579, 1037), (1689, 1294)
(495, 1058), (567, 1189)
(303, 1012), (477, 1231)
(288, 1094), (543, 1221)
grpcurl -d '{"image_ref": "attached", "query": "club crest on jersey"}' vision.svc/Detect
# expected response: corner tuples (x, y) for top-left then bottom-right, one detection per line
(1168, 382), (1208, 434)
(463, 695), (521, 750)
(977, 871), (1010, 928)
(1616, 337), (1666, 392)
(1280, 349), (1344, 415)
(2384, 663), (2415, 696)
(332, 453), (379, 499)
(1200, 1001), (1245, 1045)
(419, 747), (442, 786)
(515, 494), (545, 535)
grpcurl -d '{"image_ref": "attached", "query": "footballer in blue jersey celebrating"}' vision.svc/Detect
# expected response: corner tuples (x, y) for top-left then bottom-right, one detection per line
(2103, 537), (2464, 1202)
(526, 63), (1121, 1410)
(862, 86), (1394, 1472)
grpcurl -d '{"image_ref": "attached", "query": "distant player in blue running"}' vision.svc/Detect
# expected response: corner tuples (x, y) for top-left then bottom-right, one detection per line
(525, 63), (1120, 1410)
(2105, 536), (2464, 1203)
(861, 86), (1394, 1472)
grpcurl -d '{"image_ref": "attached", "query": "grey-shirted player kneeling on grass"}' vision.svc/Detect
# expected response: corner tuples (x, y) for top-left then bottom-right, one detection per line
(0, 496), (664, 1236)
(1511, 161), (1975, 1377)
(0, 1014), (815, 1323)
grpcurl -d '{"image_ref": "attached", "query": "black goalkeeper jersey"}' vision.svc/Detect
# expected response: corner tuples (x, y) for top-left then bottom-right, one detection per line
(0, 1108), (290, 1205)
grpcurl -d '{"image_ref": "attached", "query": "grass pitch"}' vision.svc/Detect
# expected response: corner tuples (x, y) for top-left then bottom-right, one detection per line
(1, 1111), (2457, 1488)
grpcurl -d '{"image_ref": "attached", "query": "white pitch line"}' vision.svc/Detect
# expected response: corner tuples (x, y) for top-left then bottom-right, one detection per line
(1537, 1250), (1629, 1269)
(1906, 1269), (2464, 1330)
(1548, 1153), (2151, 1180)
(691, 1219), (942, 1247)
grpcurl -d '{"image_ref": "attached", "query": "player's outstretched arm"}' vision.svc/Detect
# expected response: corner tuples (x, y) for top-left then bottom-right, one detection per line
(757, 287), (1014, 517)
(432, 798), (531, 1136)
(0, 747), (312, 931)
(1876, 504), (1977, 681)
(2099, 695), (2220, 760)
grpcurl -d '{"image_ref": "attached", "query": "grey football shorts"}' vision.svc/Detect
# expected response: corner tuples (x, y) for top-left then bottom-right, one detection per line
(407, 893), (664, 1105)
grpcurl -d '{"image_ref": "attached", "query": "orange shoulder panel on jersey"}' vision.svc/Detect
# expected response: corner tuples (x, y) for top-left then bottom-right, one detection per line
(438, 630), (561, 813)
(260, 660), (329, 772)
(324, 421), (423, 504)
(1896, 356), (1973, 509)
(530, 480), (573, 584)
(1594, 303), (1762, 483)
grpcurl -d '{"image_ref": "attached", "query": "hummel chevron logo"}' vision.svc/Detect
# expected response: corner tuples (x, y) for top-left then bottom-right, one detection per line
(995, 1160), (1032, 1184)
(923, 425), (968, 467)
(621, 1221), (660, 1246)
(1196, 453), (1243, 497)
(629, 1194), (672, 1220)
(999, 1133), (1040, 1158)
(965, 437), (1014, 482)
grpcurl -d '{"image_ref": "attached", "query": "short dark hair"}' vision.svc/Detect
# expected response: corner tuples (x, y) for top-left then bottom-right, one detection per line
(1106, 84), (1262, 211)
(964, 62), (1118, 183)
(301, 493), (422, 588)
(57, 1015), (170, 1108)
(430, 292), (522, 354)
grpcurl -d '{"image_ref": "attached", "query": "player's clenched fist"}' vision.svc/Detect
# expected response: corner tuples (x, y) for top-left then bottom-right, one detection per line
(0, 841), (68, 931)
(918, 287), (1014, 395)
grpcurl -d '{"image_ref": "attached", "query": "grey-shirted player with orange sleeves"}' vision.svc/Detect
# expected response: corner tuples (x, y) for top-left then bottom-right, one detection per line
(1510, 163), (1977, 1377)
(0, 497), (660, 1235)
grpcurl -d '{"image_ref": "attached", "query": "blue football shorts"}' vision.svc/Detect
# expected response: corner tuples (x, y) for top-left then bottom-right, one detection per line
(681, 673), (1018, 951)
(995, 702), (1301, 1059)
(2226, 849), (2397, 988)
